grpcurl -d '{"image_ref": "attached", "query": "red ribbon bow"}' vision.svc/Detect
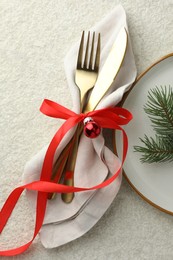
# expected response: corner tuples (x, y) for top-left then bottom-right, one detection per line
(0, 99), (132, 256)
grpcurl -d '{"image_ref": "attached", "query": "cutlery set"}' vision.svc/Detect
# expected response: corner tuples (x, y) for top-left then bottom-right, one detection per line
(49, 27), (128, 203)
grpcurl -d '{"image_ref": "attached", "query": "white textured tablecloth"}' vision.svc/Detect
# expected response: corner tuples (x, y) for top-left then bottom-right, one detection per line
(0, 1), (173, 259)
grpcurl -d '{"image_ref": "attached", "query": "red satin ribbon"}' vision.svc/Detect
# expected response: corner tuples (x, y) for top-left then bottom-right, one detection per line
(0, 99), (132, 256)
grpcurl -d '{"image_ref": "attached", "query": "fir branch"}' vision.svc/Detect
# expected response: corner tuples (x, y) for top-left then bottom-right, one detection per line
(144, 86), (173, 136)
(134, 86), (173, 163)
(134, 134), (173, 163)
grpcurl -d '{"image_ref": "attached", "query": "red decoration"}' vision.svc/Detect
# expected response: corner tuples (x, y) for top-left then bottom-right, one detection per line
(84, 120), (101, 138)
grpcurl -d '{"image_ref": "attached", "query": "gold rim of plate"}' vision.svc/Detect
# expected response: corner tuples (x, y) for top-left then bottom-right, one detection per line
(113, 52), (173, 216)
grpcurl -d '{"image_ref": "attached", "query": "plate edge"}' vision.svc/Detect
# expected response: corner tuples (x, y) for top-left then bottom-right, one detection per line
(114, 52), (173, 216)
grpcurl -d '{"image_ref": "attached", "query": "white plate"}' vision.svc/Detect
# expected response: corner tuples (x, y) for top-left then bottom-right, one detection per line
(116, 54), (173, 214)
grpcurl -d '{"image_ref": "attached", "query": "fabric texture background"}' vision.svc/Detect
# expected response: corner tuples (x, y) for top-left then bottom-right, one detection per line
(0, 0), (173, 259)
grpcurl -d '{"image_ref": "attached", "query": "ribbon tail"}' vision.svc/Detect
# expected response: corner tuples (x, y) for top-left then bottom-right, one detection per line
(0, 187), (24, 233)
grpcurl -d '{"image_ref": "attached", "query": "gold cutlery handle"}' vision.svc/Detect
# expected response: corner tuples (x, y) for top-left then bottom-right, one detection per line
(61, 125), (82, 203)
(48, 124), (82, 199)
(61, 172), (74, 203)
(48, 131), (77, 200)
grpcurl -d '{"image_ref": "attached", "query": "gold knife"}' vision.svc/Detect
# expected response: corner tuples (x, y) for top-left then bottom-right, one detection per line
(85, 27), (128, 112)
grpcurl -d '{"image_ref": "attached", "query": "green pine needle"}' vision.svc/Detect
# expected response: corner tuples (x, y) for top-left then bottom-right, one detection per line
(134, 134), (173, 163)
(144, 86), (173, 136)
(134, 86), (173, 163)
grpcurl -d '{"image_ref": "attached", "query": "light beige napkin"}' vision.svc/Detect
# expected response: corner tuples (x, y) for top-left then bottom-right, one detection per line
(23, 4), (137, 248)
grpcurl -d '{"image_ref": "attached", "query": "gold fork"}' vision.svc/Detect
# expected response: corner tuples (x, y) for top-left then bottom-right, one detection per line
(49, 31), (101, 201)
(62, 31), (100, 203)
(75, 31), (100, 108)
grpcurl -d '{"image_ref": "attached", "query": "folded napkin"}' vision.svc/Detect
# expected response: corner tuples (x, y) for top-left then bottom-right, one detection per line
(23, 4), (137, 248)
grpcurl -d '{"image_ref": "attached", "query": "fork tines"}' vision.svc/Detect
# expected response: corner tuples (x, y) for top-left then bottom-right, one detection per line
(77, 31), (100, 71)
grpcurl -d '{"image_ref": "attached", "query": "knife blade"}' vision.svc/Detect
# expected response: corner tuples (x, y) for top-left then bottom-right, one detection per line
(84, 27), (128, 112)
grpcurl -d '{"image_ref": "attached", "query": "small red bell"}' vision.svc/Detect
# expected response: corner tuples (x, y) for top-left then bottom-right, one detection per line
(83, 117), (101, 138)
